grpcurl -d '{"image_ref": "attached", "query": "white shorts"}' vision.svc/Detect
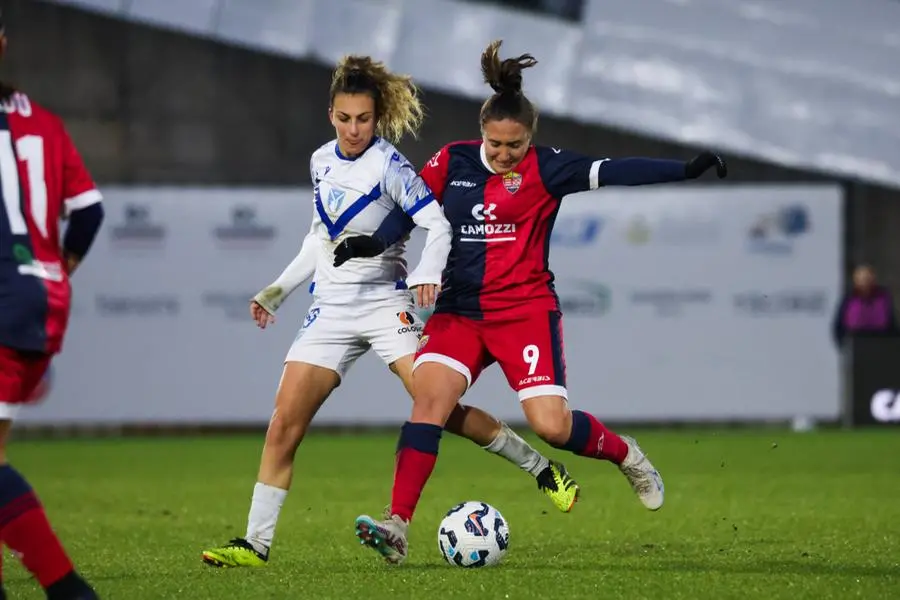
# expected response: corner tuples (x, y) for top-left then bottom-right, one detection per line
(285, 297), (423, 379)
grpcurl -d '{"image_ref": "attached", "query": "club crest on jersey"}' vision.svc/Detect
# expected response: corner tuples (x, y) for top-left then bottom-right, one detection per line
(502, 172), (522, 194)
(327, 188), (345, 213)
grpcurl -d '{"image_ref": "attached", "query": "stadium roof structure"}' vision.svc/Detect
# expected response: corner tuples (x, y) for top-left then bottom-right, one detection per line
(41, 0), (900, 188)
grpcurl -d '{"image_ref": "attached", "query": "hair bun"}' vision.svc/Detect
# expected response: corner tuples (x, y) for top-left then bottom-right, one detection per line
(480, 40), (537, 95)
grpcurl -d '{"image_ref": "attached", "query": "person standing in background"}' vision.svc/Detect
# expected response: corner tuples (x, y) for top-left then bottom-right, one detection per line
(832, 264), (898, 347)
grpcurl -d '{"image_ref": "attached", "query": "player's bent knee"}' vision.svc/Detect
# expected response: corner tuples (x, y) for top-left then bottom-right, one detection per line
(532, 419), (571, 447)
(264, 415), (306, 455)
(522, 395), (572, 446)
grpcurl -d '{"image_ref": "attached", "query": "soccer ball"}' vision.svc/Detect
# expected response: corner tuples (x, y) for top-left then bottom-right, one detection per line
(436, 501), (509, 567)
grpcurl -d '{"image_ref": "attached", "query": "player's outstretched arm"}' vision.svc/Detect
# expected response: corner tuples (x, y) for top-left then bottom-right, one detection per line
(598, 151), (727, 186)
(538, 146), (728, 198)
(62, 202), (104, 275)
(253, 228), (317, 316)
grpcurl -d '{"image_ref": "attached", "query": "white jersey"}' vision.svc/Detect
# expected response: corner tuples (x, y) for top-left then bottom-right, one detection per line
(255, 137), (451, 311)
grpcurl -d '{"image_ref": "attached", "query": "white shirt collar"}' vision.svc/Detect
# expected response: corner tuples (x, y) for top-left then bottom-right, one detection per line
(479, 143), (497, 174)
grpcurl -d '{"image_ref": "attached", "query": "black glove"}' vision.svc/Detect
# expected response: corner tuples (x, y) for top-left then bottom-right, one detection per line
(333, 235), (387, 267)
(685, 151), (728, 179)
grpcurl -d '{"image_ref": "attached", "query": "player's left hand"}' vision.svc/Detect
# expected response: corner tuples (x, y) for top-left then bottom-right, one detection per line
(250, 300), (276, 329)
(63, 252), (81, 276)
(413, 284), (439, 308)
(334, 235), (387, 267)
(685, 151), (728, 179)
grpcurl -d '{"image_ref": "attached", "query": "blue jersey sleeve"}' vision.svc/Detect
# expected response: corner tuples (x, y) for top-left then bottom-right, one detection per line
(596, 158), (686, 186)
(535, 146), (598, 198)
(536, 146), (688, 197)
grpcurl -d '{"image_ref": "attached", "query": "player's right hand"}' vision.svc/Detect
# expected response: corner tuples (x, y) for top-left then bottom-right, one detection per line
(250, 300), (276, 329)
(334, 235), (387, 267)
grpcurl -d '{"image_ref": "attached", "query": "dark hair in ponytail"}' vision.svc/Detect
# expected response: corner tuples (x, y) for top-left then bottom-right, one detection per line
(479, 40), (539, 132)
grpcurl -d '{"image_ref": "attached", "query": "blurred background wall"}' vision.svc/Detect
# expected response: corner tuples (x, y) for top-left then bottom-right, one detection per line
(5, 0), (900, 430)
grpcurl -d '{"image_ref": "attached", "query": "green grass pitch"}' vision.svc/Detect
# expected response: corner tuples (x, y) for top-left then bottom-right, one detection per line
(3, 428), (898, 599)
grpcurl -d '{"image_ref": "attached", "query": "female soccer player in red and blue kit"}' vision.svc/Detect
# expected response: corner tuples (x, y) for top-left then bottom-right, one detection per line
(342, 40), (728, 564)
(0, 13), (104, 598)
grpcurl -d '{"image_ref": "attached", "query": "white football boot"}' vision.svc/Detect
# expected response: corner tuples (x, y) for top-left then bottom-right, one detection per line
(355, 513), (409, 564)
(618, 435), (665, 510)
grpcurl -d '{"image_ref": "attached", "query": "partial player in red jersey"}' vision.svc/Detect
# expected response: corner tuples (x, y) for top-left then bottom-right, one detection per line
(350, 40), (727, 564)
(0, 13), (103, 600)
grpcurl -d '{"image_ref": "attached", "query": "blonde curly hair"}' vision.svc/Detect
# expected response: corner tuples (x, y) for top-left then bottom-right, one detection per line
(330, 55), (425, 144)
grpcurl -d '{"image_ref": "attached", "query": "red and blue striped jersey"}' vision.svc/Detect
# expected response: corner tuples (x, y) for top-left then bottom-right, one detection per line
(0, 92), (101, 353)
(419, 141), (603, 320)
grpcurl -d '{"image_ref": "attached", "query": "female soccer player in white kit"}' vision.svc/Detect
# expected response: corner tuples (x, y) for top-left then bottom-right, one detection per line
(201, 55), (580, 568)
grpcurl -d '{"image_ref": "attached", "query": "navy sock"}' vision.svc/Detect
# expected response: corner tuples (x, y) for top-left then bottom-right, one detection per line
(552, 410), (629, 464)
(396, 421), (443, 454)
(0, 465), (38, 529)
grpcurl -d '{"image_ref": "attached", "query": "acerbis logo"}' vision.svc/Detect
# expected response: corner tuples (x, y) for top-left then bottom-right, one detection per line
(472, 203), (497, 222)
(870, 390), (900, 422)
(518, 375), (551, 386)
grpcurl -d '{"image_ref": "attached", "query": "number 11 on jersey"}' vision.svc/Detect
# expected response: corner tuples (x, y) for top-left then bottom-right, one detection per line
(0, 131), (60, 281)
(0, 131), (48, 239)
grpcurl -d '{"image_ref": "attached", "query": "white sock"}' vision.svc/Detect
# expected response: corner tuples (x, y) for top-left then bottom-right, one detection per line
(245, 482), (288, 555)
(483, 423), (550, 477)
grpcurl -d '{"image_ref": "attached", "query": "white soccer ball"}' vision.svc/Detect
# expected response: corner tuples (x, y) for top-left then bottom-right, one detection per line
(436, 501), (509, 567)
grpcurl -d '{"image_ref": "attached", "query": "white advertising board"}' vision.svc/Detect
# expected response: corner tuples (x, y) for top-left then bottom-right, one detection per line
(18, 183), (843, 425)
